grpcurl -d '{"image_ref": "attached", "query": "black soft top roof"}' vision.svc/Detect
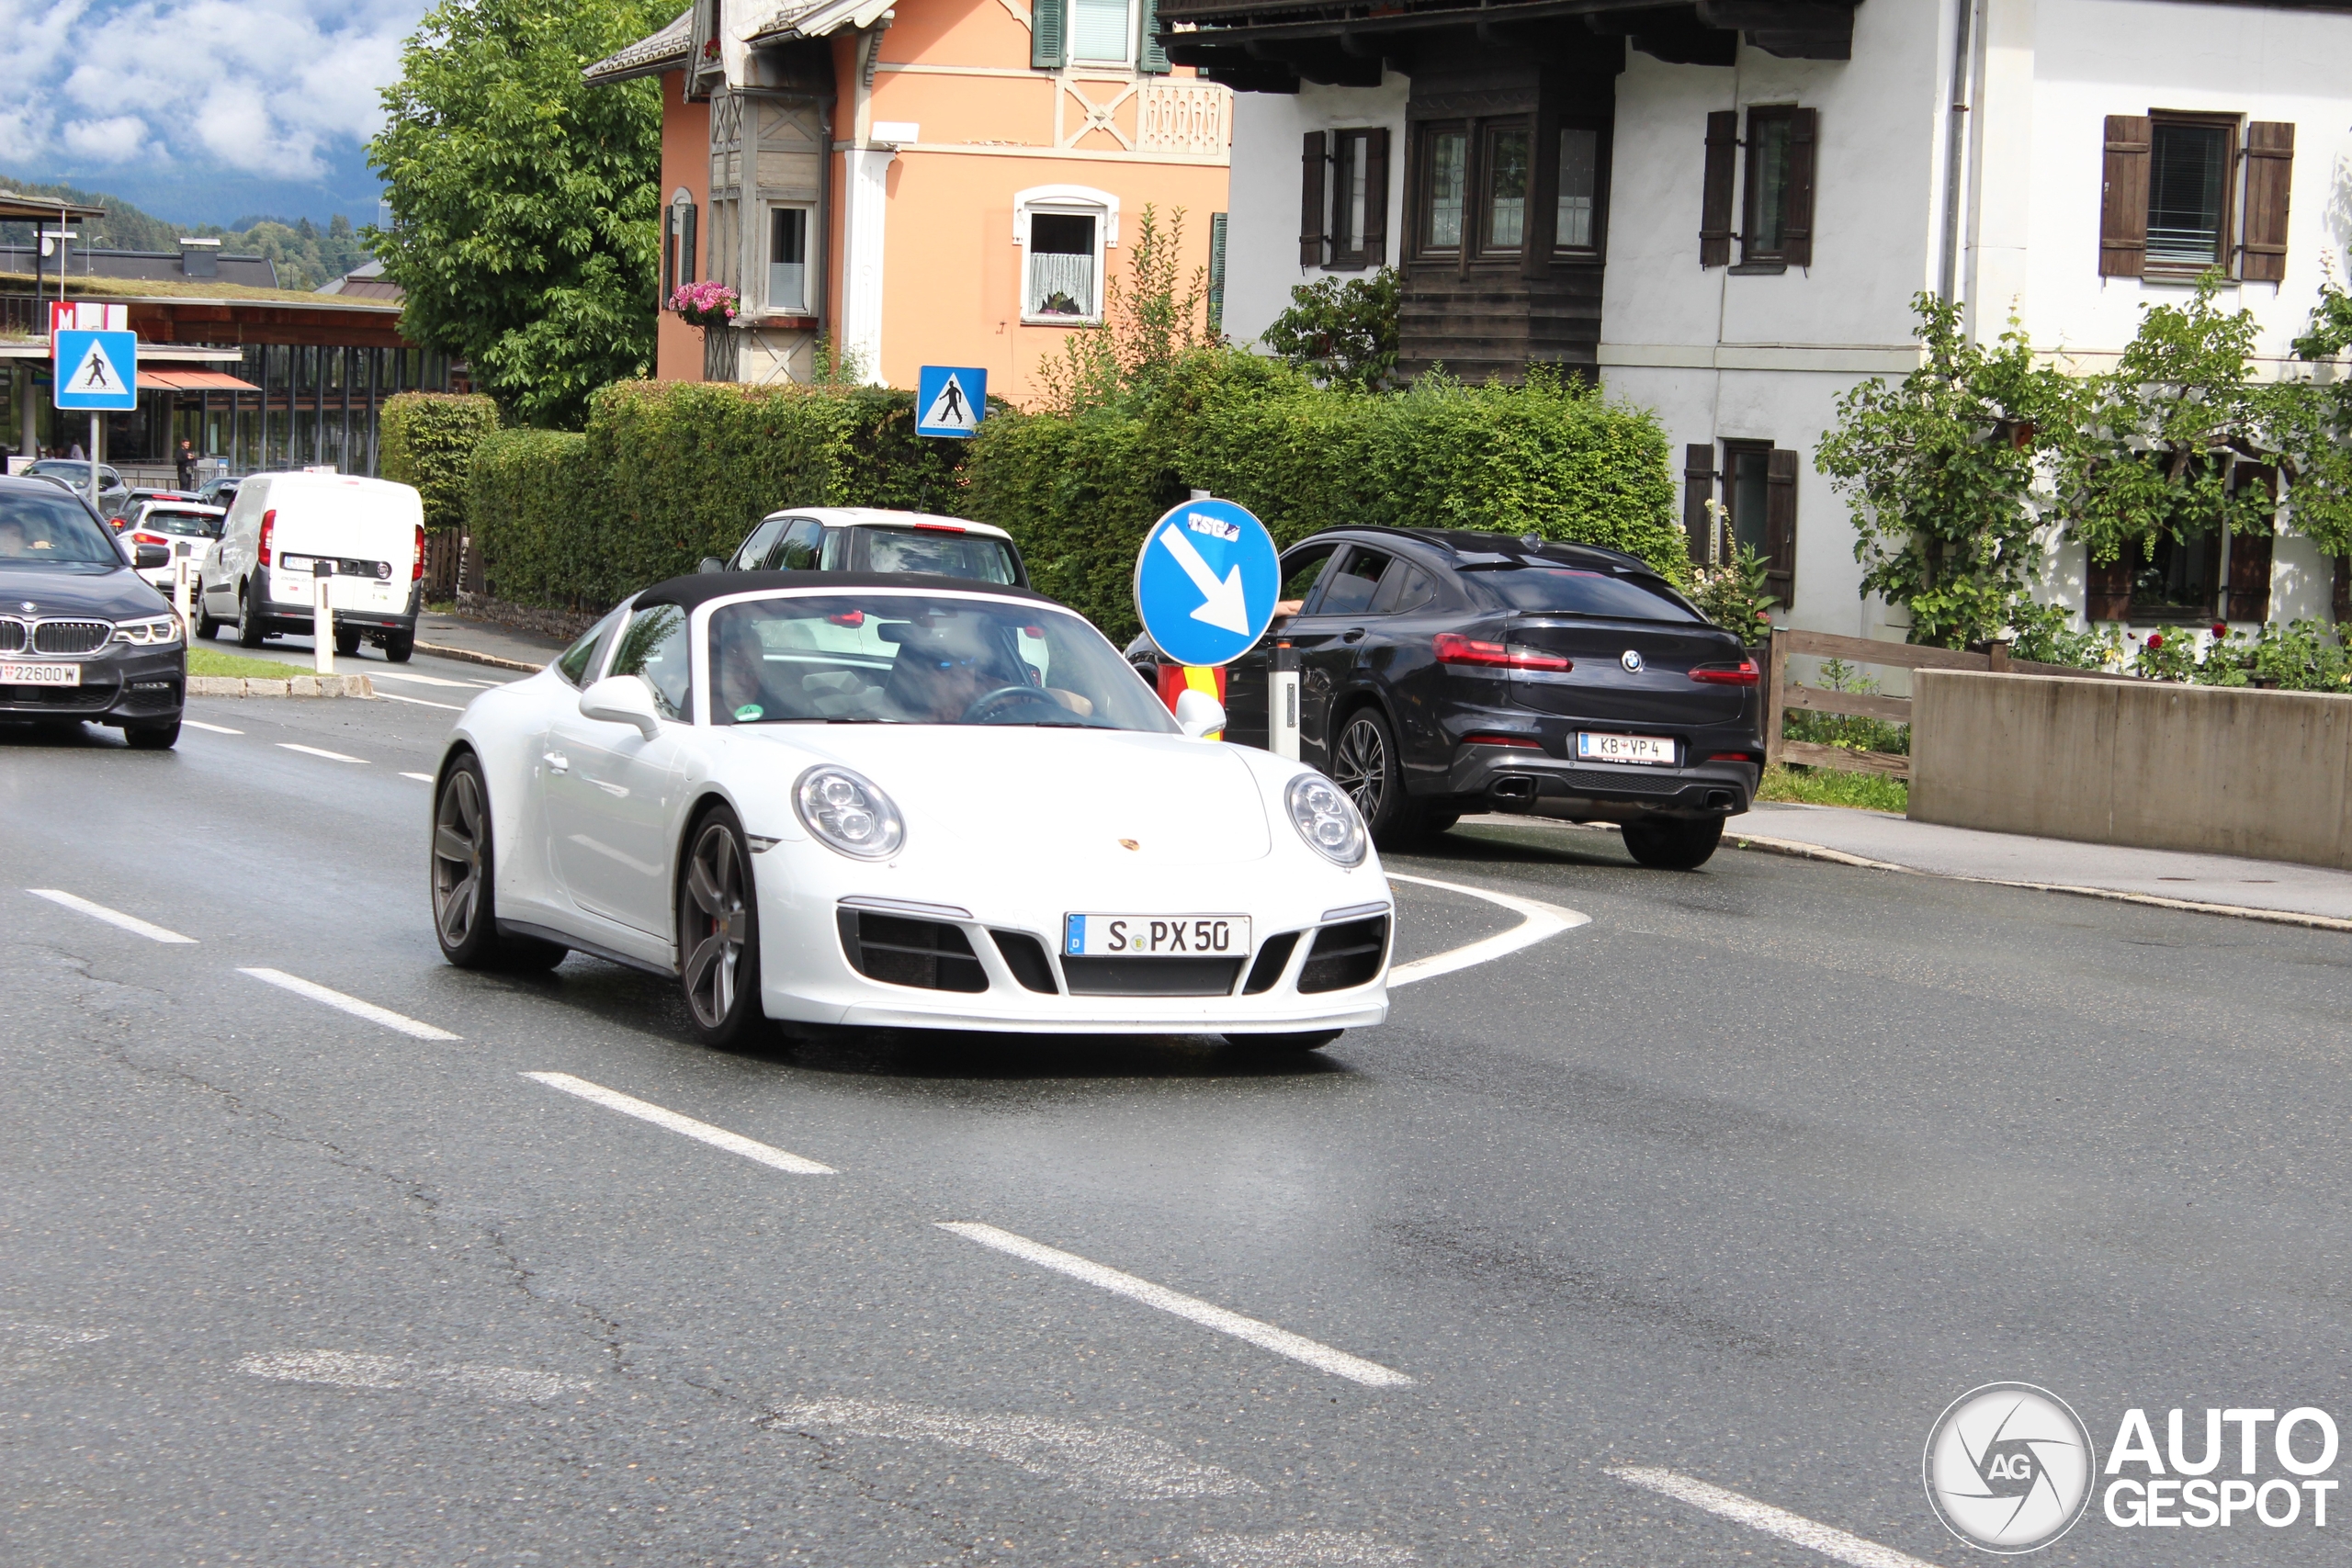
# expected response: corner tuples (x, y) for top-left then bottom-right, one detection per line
(632, 569), (1062, 614)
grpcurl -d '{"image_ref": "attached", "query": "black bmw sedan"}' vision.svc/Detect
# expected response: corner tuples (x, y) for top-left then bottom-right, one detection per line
(0, 476), (186, 749)
(1134, 527), (1765, 868)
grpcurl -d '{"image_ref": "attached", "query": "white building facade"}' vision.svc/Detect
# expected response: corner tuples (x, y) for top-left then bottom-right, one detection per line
(1178, 0), (2352, 638)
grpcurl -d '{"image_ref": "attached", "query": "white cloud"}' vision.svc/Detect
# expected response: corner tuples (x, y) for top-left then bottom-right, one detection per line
(1, 0), (428, 184)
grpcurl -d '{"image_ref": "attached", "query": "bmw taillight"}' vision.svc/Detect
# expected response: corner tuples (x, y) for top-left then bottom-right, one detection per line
(1433, 631), (1571, 671)
(413, 523), (426, 581)
(1690, 659), (1760, 685)
(258, 509), (275, 567)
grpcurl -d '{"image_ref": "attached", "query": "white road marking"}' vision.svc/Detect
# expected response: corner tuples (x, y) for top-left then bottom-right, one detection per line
(363, 670), (483, 688)
(376, 691), (464, 711)
(1384, 873), (1589, 987)
(1190, 1530), (1418, 1566)
(765, 1397), (1259, 1499)
(1607, 1466), (1937, 1568)
(238, 1349), (589, 1404)
(400, 772), (435, 783)
(0, 1319), (109, 1347)
(523, 1071), (836, 1175)
(277, 742), (368, 763)
(183, 719), (243, 735)
(28, 888), (197, 943)
(238, 967), (460, 1041)
(937, 1221), (1411, 1389)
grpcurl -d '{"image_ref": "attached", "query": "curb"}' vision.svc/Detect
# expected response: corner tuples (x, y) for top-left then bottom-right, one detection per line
(1728, 831), (2352, 934)
(413, 640), (546, 674)
(188, 674), (376, 698)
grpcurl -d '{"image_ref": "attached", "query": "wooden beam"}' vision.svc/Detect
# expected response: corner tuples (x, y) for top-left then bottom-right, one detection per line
(1778, 739), (1910, 779)
(1781, 683), (1912, 723)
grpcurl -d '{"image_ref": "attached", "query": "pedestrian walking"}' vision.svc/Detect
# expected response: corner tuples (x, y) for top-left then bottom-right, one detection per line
(175, 439), (198, 491)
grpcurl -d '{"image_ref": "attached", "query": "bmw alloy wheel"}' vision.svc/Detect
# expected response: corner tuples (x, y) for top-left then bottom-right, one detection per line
(1332, 713), (1389, 820)
(682, 818), (750, 1030)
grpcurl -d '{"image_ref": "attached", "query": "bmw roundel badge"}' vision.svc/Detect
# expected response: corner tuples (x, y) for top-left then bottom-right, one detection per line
(1621, 649), (1645, 673)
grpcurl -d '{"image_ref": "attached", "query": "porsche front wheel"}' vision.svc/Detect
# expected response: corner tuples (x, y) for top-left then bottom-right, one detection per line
(679, 806), (766, 1048)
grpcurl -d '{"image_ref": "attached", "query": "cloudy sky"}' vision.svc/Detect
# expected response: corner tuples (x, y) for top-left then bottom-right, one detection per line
(0, 0), (432, 226)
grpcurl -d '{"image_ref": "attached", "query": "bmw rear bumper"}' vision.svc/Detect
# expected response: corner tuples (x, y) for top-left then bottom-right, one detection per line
(1448, 742), (1759, 822)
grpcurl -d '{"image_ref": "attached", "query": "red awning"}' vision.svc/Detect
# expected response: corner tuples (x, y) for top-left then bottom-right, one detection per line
(141, 369), (262, 392)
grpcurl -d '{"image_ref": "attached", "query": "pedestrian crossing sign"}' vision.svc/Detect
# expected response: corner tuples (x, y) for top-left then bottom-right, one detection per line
(915, 365), (986, 438)
(53, 329), (138, 411)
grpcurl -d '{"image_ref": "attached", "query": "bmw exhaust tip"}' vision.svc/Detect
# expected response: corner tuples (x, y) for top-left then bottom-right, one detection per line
(1489, 775), (1539, 807)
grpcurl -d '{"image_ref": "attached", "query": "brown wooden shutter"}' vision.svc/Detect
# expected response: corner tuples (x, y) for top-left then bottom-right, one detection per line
(1782, 107), (1817, 266)
(2241, 120), (2294, 283)
(1362, 128), (1390, 265)
(2334, 555), (2351, 625)
(680, 204), (698, 284)
(2227, 528), (2276, 622)
(2099, 115), (2151, 277)
(1300, 131), (1327, 268)
(1700, 111), (1736, 268)
(2086, 547), (2133, 622)
(1764, 447), (1799, 604)
(1683, 444), (1717, 561)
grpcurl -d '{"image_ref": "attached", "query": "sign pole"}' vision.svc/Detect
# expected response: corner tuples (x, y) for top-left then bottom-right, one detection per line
(313, 563), (335, 676)
(88, 413), (99, 508)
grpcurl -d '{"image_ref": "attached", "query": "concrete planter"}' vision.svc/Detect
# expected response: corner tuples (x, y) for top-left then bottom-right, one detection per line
(187, 675), (377, 698)
(1912, 671), (2352, 870)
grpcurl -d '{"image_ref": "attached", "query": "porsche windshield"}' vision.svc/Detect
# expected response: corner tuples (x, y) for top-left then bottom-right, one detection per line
(709, 593), (1176, 731)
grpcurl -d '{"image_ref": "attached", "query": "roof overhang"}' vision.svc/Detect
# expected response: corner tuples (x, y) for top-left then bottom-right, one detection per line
(0, 342), (250, 363)
(139, 369), (264, 392)
(748, 0), (896, 45)
(583, 8), (693, 84)
(0, 191), (107, 222)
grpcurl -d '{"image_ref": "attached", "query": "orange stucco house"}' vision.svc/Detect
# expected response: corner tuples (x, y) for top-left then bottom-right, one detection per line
(587, 0), (1232, 403)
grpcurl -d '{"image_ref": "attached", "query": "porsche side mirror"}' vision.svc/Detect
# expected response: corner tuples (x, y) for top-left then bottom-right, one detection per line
(698, 557), (728, 574)
(134, 543), (170, 570)
(579, 674), (662, 740)
(1174, 688), (1226, 739)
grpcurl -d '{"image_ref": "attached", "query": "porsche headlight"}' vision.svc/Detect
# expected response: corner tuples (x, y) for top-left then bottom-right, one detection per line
(1286, 773), (1367, 867)
(794, 765), (905, 860)
(113, 615), (183, 648)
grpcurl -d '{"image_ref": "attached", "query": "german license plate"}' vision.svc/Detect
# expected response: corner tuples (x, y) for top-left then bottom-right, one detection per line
(1064, 913), (1251, 957)
(0, 662), (80, 687)
(1576, 730), (1675, 766)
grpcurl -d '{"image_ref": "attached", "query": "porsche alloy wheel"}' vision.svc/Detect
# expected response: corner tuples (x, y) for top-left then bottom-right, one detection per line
(432, 755), (563, 972)
(680, 807), (764, 1046)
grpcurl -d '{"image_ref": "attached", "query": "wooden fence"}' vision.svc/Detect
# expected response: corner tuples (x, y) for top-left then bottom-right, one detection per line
(1763, 628), (2133, 780)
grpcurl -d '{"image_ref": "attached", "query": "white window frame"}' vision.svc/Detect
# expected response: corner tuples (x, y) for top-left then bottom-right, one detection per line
(765, 200), (815, 316)
(1014, 185), (1120, 326)
(1068, 0), (1136, 66)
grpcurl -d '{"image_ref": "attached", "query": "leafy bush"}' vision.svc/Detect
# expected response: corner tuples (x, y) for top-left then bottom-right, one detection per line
(379, 391), (501, 534)
(1756, 762), (1907, 814)
(1684, 542), (1780, 642)
(1782, 657), (1910, 756)
(2007, 602), (2119, 670)
(1261, 269), (1400, 390)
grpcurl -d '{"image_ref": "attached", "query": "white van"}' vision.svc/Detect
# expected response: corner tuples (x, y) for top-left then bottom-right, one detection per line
(197, 471), (426, 661)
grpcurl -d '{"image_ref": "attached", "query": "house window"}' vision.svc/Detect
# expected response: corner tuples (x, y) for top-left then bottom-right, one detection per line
(1555, 127), (1599, 251)
(1483, 127), (1531, 252)
(1743, 107), (1794, 260)
(2132, 532), (2222, 621)
(1016, 186), (1117, 323)
(1070, 0), (1132, 63)
(1719, 439), (1799, 606)
(767, 206), (809, 313)
(1699, 106), (1815, 270)
(1322, 130), (1389, 270)
(2146, 116), (2233, 271)
(1424, 128), (1468, 251)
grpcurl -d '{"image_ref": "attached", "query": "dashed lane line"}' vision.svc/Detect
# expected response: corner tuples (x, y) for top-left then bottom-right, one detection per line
(238, 967), (460, 1041)
(523, 1071), (836, 1175)
(361, 670), (488, 689)
(277, 742), (368, 764)
(1384, 872), (1589, 987)
(183, 719), (243, 735)
(375, 692), (465, 711)
(1606, 1466), (1938, 1568)
(937, 1221), (1413, 1389)
(28, 888), (197, 944)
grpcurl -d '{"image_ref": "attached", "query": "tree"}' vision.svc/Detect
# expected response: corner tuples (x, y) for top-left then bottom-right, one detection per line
(1814, 293), (2074, 648)
(1033, 206), (1214, 414)
(368, 0), (666, 428)
(1261, 269), (1400, 391)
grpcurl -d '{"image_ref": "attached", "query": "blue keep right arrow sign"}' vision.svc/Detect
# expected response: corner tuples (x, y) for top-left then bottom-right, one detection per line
(1131, 497), (1280, 668)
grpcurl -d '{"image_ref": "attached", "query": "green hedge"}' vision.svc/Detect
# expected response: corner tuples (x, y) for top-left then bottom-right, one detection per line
(467, 429), (595, 606)
(379, 392), (501, 534)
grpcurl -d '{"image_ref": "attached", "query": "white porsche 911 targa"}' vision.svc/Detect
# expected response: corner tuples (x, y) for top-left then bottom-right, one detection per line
(429, 572), (1391, 1049)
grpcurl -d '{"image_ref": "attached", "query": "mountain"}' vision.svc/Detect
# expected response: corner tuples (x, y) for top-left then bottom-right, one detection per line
(0, 179), (375, 291)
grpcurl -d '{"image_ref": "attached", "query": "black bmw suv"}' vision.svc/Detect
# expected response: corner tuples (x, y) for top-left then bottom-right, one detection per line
(1135, 527), (1765, 868)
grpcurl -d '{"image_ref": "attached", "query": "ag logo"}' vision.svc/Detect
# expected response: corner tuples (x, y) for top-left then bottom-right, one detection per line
(1924, 1382), (2096, 1553)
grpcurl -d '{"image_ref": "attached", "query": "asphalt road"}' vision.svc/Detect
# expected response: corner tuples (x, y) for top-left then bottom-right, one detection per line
(5, 679), (2350, 1568)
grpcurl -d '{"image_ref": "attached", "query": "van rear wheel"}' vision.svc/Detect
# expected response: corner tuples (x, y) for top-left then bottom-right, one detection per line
(235, 583), (267, 647)
(383, 632), (414, 663)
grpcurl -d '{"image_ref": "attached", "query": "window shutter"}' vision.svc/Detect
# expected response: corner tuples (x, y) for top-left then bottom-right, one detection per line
(1207, 211), (1227, 333)
(681, 204), (699, 284)
(2086, 548), (2133, 622)
(2241, 120), (2294, 283)
(2098, 115), (2151, 277)
(662, 212), (677, 300)
(1782, 107), (1817, 267)
(2227, 527), (2276, 622)
(2335, 555), (2351, 626)
(1032, 0), (1066, 69)
(1137, 0), (1170, 73)
(1764, 447), (1799, 604)
(1362, 128), (1390, 265)
(1300, 131), (1327, 268)
(1683, 444), (1717, 562)
(1700, 111), (1736, 267)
